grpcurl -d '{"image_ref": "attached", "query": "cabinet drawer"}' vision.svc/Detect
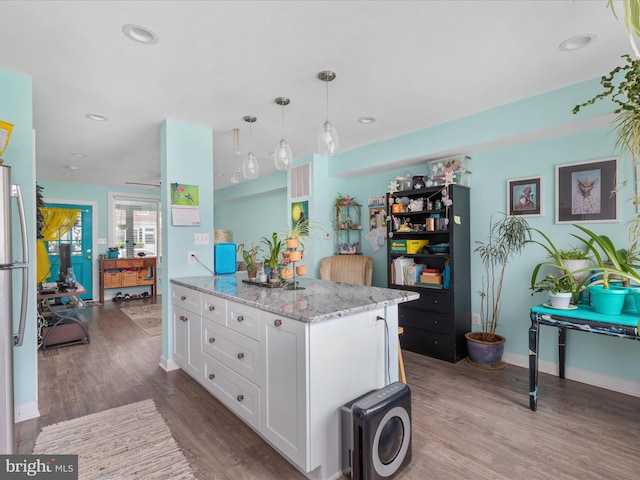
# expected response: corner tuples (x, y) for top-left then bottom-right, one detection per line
(172, 284), (202, 315)
(400, 326), (453, 362)
(227, 302), (260, 341)
(399, 306), (449, 334)
(202, 354), (260, 430)
(142, 258), (156, 267)
(202, 293), (226, 326)
(117, 259), (144, 268)
(202, 319), (261, 384)
(122, 271), (138, 287)
(103, 272), (122, 288)
(405, 289), (449, 313)
(101, 260), (117, 269)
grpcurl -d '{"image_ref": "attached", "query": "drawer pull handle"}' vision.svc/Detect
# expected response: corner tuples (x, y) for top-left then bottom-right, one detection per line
(237, 352), (244, 359)
(208, 305), (215, 311)
(208, 373), (215, 380)
(209, 337), (215, 343)
(274, 319), (282, 327)
(237, 315), (244, 322)
(179, 315), (188, 322)
(237, 394), (244, 402)
(181, 295), (187, 301)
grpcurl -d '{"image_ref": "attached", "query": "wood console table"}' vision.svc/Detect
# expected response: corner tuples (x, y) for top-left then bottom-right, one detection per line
(37, 282), (90, 350)
(98, 257), (157, 303)
(529, 304), (639, 411)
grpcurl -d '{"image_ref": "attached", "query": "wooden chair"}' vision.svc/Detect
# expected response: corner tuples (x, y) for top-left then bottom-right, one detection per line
(319, 255), (406, 383)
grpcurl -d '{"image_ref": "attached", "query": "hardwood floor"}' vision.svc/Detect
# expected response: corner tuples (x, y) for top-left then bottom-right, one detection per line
(16, 299), (640, 479)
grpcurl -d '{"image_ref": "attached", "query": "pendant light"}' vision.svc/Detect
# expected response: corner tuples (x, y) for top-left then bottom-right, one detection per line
(230, 128), (242, 184)
(317, 70), (339, 157)
(274, 97), (293, 171)
(242, 116), (259, 180)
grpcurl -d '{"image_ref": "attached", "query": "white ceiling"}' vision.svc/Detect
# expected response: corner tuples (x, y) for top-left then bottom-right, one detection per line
(0, 1), (632, 190)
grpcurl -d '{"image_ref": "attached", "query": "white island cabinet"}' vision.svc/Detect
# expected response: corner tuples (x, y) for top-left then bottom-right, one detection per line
(169, 275), (418, 480)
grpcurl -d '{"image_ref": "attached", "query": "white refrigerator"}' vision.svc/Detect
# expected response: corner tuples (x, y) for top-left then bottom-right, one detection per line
(0, 164), (29, 454)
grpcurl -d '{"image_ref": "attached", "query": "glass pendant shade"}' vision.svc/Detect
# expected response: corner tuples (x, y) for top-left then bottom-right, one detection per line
(318, 119), (339, 157)
(317, 71), (338, 157)
(243, 151), (259, 180)
(274, 138), (293, 171)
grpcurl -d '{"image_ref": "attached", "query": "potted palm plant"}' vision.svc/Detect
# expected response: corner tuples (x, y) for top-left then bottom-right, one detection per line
(469, 213), (531, 369)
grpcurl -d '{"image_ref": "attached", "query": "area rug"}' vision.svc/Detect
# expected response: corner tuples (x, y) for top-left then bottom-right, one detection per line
(119, 304), (162, 336)
(33, 399), (196, 480)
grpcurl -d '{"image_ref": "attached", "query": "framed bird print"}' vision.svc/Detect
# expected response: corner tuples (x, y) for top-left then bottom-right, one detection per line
(555, 158), (618, 224)
(507, 176), (542, 217)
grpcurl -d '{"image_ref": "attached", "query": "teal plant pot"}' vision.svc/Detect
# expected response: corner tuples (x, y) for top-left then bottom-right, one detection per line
(588, 285), (628, 315)
(625, 286), (640, 313)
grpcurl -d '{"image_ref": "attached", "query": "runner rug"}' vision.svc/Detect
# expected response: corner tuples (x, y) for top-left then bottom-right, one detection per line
(33, 399), (196, 479)
(119, 304), (162, 336)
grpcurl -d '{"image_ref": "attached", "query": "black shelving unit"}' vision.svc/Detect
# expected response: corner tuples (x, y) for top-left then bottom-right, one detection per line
(387, 184), (471, 363)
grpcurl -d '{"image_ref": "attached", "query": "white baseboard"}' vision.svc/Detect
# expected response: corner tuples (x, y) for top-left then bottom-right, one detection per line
(160, 355), (180, 372)
(503, 352), (640, 398)
(15, 402), (40, 423)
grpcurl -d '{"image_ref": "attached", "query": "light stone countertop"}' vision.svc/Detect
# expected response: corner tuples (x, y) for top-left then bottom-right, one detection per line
(171, 274), (419, 323)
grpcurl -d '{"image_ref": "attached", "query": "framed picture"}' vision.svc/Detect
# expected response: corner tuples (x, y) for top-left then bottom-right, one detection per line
(555, 157), (618, 224)
(507, 177), (542, 216)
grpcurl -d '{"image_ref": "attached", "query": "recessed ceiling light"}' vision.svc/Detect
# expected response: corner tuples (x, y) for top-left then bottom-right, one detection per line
(86, 114), (108, 122)
(358, 117), (376, 124)
(70, 152), (88, 157)
(559, 34), (597, 51)
(67, 165), (78, 171)
(122, 24), (159, 44)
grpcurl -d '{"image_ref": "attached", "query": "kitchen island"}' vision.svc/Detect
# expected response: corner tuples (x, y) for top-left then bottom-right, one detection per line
(168, 274), (418, 480)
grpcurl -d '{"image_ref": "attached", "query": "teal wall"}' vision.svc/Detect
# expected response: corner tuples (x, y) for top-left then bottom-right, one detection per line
(1, 68), (38, 418)
(160, 119), (214, 364)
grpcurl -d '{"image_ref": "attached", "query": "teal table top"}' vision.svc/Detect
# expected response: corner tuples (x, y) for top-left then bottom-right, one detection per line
(531, 303), (639, 328)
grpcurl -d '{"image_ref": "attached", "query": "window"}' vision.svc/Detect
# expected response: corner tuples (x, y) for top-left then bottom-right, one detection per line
(108, 193), (162, 264)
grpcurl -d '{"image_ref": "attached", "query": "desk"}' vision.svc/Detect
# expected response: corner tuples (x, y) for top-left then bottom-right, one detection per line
(528, 304), (639, 411)
(37, 282), (90, 350)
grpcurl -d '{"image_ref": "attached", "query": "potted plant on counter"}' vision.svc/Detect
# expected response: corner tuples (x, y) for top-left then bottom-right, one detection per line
(261, 232), (283, 283)
(469, 213), (531, 369)
(237, 242), (262, 281)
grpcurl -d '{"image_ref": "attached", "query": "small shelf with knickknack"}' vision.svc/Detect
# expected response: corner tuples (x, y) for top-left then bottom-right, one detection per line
(333, 198), (363, 255)
(387, 183), (470, 363)
(99, 257), (157, 303)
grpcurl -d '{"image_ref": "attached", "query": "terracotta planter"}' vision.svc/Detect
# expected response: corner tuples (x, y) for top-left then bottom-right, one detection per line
(247, 269), (257, 281)
(287, 238), (299, 249)
(296, 265), (307, 276)
(289, 250), (302, 262)
(465, 332), (506, 370)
